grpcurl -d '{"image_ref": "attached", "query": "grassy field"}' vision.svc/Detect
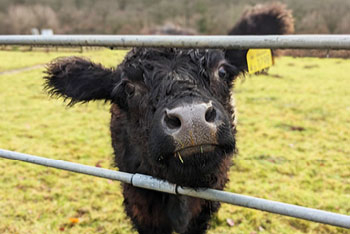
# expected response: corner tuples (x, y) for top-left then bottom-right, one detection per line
(0, 48), (126, 72)
(0, 49), (349, 234)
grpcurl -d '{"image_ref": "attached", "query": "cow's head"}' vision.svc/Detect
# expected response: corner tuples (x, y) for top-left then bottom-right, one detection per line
(44, 48), (247, 187)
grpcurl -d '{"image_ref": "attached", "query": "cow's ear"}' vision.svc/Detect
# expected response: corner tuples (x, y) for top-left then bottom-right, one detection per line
(44, 57), (121, 106)
(224, 49), (248, 73)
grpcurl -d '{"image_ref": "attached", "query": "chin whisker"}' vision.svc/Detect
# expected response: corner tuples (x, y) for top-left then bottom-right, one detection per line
(178, 152), (184, 164)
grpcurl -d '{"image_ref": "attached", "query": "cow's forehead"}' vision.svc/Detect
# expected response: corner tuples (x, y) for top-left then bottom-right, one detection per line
(123, 48), (224, 67)
(120, 48), (225, 84)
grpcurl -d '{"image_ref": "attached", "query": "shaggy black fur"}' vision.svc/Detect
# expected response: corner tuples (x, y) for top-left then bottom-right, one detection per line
(43, 5), (293, 234)
(228, 2), (295, 63)
(228, 2), (294, 36)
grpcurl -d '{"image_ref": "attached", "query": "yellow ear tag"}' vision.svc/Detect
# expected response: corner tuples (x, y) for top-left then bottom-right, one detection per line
(246, 49), (273, 74)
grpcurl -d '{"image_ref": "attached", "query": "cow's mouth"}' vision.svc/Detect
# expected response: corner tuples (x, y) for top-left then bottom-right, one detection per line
(174, 144), (217, 158)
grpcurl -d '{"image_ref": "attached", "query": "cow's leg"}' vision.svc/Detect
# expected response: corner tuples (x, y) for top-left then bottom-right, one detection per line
(122, 184), (173, 234)
(182, 200), (220, 234)
(165, 195), (193, 233)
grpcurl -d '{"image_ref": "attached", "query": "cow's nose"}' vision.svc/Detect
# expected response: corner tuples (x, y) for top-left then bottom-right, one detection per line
(161, 102), (222, 152)
(163, 103), (217, 131)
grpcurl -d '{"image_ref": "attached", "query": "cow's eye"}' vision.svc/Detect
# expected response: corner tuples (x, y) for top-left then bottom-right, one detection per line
(125, 83), (135, 97)
(218, 66), (228, 79)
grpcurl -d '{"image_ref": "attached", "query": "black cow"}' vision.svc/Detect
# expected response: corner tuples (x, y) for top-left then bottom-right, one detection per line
(44, 4), (293, 234)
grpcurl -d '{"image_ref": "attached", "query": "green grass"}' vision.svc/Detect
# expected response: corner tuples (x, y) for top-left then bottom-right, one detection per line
(0, 49), (127, 72)
(0, 50), (349, 233)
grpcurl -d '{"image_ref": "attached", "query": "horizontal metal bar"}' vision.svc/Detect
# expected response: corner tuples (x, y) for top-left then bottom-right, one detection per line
(0, 148), (132, 184)
(0, 35), (350, 49)
(177, 187), (350, 229)
(0, 148), (349, 229)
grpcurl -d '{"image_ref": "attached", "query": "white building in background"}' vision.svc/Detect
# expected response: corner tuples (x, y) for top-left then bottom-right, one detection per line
(31, 28), (54, 35)
(31, 28), (40, 35)
(41, 29), (54, 36)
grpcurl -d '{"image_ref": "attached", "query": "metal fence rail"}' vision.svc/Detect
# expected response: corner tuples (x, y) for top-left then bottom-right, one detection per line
(0, 148), (349, 229)
(1, 35), (350, 49)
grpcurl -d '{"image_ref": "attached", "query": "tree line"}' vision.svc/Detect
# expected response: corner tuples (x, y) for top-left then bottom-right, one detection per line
(0, 0), (349, 35)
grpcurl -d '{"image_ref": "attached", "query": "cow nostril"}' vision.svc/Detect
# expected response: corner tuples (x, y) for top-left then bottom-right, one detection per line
(164, 112), (181, 130)
(205, 106), (217, 123)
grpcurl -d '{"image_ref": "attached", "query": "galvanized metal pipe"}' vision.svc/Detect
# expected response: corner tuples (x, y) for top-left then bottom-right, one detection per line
(1, 35), (350, 49)
(0, 148), (132, 184)
(0, 148), (349, 229)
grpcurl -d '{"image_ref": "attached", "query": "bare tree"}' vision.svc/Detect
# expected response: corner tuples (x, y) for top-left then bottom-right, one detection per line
(1, 4), (59, 34)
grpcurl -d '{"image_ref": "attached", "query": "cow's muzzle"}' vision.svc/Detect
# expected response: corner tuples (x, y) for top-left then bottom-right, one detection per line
(161, 101), (224, 157)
